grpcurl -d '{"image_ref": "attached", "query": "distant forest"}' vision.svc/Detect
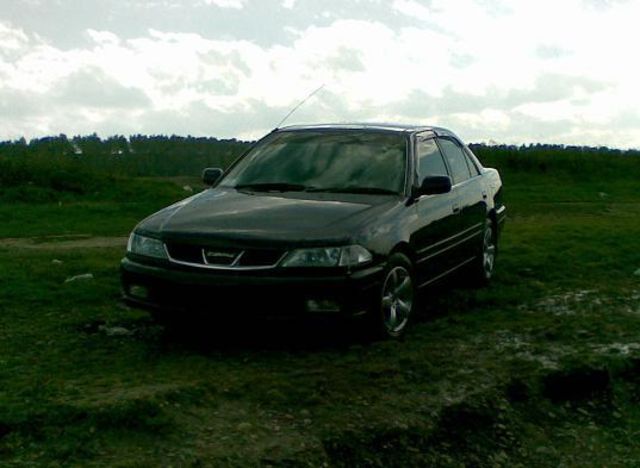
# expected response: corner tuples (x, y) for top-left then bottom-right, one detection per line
(0, 134), (251, 178)
(1, 133), (639, 181)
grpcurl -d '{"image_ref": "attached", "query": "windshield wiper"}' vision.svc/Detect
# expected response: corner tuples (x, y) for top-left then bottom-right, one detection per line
(306, 186), (399, 195)
(235, 183), (309, 192)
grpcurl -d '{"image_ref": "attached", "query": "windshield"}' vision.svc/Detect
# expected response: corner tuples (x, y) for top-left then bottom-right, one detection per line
(220, 130), (407, 194)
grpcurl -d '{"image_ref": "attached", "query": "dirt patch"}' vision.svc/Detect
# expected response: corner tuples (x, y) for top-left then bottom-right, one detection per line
(0, 235), (127, 250)
(321, 395), (518, 467)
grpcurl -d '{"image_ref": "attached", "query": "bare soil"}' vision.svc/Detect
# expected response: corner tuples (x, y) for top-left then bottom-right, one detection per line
(0, 235), (128, 250)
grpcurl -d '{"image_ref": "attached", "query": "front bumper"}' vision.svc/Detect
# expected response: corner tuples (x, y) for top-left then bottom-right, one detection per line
(120, 257), (385, 318)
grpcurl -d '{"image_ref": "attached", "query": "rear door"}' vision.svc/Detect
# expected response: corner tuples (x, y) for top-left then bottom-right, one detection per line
(437, 137), (486, 263)
(411, 135), (460, 285)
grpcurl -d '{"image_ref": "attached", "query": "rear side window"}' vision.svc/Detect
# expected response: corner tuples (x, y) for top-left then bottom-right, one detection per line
(464, 148), (481, 176)
(438, 138), (472, 185)
(417, 138), (448, 185)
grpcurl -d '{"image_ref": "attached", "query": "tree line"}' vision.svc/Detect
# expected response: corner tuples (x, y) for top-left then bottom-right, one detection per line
(1, 134), (638, 186)
(0, 134), (252, 179)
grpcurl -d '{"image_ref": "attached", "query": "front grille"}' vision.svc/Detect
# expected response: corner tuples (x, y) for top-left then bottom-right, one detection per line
(166, 243), (202, 264)
(203, 248), (242, 266)
(165, 242), (286, 269)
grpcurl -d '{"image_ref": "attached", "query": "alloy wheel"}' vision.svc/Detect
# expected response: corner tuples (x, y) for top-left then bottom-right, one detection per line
(483, 224), (496, 278)
(381, 266), (414, 334)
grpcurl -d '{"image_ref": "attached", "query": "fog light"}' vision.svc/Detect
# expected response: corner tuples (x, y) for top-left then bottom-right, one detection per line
(306, 299), (341, 313)
(129, 284), (149, 299)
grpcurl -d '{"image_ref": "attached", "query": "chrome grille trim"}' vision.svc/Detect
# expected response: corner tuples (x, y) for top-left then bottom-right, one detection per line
(201, 248), (242, 266)
(164, 244), (287, 271)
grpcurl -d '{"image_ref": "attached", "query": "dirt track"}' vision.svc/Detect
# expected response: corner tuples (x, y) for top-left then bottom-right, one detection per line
(0, 235), (128, 250)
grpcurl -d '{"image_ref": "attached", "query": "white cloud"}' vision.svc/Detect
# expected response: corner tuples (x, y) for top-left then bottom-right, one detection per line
(0, 22), (29, 50)
(86, 29), (121, 45)
(392, 0), (434, 20)
(201, 0), (247, 8)
(1, 0), (640, 147)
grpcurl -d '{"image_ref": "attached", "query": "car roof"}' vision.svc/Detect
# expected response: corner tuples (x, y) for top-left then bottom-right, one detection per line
(277, 123), (458, 138)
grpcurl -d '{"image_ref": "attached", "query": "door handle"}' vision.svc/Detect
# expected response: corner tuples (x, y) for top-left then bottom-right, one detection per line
(452, 203), (461, 214)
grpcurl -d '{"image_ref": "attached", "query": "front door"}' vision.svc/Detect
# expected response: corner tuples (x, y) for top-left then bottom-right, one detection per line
(411, 136), (460, 285)
(437, 137), (486, 264)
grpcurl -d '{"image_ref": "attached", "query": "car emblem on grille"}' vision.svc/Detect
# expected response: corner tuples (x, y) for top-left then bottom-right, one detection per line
(202, 249), (242, 265)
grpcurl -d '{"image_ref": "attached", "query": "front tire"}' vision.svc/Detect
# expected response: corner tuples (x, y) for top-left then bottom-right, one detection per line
(368, 253), (416, 339)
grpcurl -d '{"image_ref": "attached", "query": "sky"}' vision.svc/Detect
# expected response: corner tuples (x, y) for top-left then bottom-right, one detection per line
(1, 0), (639, 147)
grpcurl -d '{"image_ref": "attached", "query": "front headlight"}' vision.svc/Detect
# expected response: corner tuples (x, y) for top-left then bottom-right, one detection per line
(281, 245), (372, 268)
(127, 233), (168, 259)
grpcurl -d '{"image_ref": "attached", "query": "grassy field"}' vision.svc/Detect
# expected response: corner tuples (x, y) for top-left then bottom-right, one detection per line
(1, 155), (640, 466)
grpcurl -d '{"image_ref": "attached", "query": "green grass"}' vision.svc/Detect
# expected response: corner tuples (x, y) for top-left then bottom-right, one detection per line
(0, 177), (199, 238)
(1, 158), (640, 465)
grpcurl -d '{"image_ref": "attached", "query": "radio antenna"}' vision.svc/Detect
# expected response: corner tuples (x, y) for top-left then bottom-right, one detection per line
(275, 83), (326, 129)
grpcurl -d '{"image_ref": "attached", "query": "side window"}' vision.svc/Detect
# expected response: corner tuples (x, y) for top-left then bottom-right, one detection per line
(438, 138), (472, 185)
(464, 148), (481, 176)
(417, 138), (448, 185)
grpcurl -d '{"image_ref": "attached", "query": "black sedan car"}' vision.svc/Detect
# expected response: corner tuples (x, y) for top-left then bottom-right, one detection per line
(121, 124), (506, 338)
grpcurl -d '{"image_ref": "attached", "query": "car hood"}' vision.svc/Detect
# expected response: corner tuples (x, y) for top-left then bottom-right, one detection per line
(137, 188), (400, 247)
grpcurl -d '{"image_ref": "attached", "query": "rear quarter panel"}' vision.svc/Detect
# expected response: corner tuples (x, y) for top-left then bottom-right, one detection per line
(482, 167), (503, 211)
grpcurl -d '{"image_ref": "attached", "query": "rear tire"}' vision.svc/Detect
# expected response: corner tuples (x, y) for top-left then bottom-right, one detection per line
(468, 218), (497, 286)
(367, 253), (416, 339)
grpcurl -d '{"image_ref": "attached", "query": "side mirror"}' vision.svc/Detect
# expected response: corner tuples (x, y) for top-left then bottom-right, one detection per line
(416, 175), (452, 197)
(202, 167), (223, 186)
